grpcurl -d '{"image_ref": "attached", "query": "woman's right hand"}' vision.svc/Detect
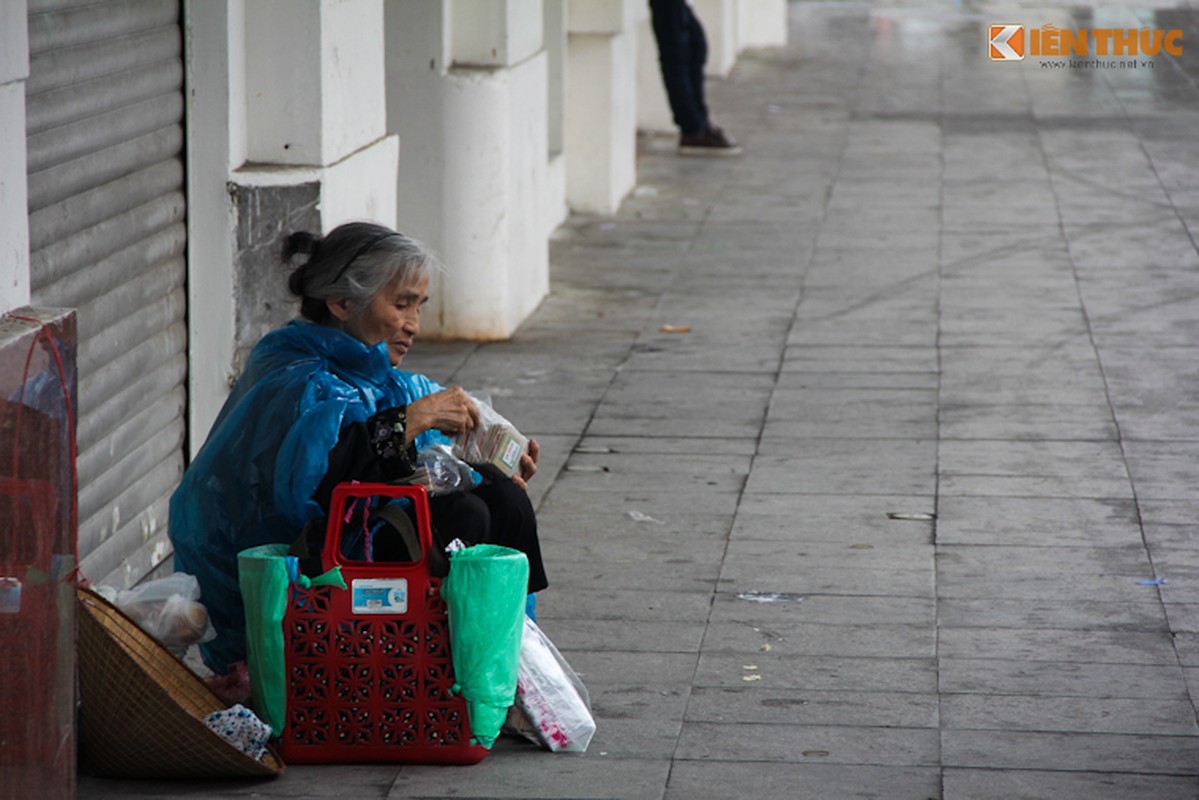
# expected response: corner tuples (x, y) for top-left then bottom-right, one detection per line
(405, 386), (480, 443)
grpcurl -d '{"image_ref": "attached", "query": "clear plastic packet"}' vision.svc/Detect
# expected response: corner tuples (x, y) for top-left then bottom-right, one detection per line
(406, 443), (480, 496)
(454, 392), (529, 478)
(94, 573), (217, 655)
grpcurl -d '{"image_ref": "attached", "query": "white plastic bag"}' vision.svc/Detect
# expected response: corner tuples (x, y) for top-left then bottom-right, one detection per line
(95, 573), (217, 655)
(506, 617), (596, 753)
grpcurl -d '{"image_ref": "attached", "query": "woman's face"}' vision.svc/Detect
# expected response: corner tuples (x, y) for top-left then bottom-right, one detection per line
(354, 273), (430, 366)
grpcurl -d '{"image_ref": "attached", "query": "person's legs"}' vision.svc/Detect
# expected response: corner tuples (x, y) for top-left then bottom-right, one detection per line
(683, 4), (710, 131)
(470, 479), (549, 593)
(428, 480), (548, 593)
(427, 491), (490, 547)
(650, 0), (709, 135)
(651, 0), (742, 155)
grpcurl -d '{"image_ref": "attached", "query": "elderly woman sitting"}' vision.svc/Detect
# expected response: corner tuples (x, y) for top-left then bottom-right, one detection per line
(169, 222), (548, 674)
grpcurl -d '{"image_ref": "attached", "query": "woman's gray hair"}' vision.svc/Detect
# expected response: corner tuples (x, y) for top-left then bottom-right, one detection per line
(284, 222), (437, 324)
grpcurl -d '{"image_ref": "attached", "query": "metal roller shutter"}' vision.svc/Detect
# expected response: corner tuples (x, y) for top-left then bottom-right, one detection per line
(26, 0), (187, 588)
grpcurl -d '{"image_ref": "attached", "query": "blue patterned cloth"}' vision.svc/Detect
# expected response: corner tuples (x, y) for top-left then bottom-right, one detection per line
(203, 703), (272, 759)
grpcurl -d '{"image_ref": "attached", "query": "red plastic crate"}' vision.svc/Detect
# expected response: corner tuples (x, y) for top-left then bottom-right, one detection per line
(276, 483), (488, 765)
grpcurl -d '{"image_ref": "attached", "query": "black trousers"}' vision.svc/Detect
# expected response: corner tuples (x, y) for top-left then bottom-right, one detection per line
(428, 479), (549, 594)
(649, 0), (710, 135)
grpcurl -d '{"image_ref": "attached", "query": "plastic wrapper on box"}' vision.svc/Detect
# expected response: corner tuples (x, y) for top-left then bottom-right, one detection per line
(454, 393), (528, 478)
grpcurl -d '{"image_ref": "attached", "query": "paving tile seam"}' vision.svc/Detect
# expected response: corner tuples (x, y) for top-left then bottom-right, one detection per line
(940, 764), (1199, 779)
(939, 766), (1199, 779)
(938, 688), (1192, 700)
(702, 620), (936, 631)
(1031, 103), (1194, 721)
(665, 73), (853, 777)
(695, 656), (938, 667)
(684, 720), (943, 735)
(713, 590), (933, 598)
(937, 434), (1129, 442)
(685, 695), (944, 710)
(939, 723), (1199, 737)
(593, 144), (824, 780)
(931, 63), (950, 780)
(767, 435), (1126, 443)
(933, 493), (1138, 501)
(671, 755), (945, 768)
(939, 659), (1186, 678)
(936, 542), (1158, 550)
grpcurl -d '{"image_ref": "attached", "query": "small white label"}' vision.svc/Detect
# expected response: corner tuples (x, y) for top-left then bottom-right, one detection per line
(352, 578), (408, 615)
(500, 438), (522, 469)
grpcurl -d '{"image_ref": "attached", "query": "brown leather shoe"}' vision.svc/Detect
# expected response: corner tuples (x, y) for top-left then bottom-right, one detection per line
(679, 125), (743, 157)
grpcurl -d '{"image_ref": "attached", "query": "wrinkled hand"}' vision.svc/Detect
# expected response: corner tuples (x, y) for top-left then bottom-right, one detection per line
(405, 386), (479, 443)
(511, 438), (540, 492)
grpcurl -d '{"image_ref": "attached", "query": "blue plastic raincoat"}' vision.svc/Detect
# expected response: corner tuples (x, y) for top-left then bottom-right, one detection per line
(168, 321), (443, 671)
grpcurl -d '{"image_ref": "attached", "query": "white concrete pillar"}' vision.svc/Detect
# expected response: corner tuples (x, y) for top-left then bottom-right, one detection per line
(452, 0), (543, 65)
(386, 0), (550, 340)
(0, 0), (31, 314)
(544, 0), (569, 234)
(636, 4), (675, 134)
(693, 0), (738, 77)
(244, 0), (387, 168)
(565, 0), (638, 214)
(243, 0), (398, 228)
(187, 0), (399, 444)
(737, 0), (788, 49)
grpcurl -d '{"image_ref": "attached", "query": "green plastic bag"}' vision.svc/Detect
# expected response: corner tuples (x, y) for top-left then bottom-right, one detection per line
(238, 543), (345, 737)
(439, 544), (529, 748)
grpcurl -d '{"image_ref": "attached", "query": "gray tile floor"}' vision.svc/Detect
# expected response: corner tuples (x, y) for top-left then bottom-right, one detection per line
(80, 0), (1199, 797)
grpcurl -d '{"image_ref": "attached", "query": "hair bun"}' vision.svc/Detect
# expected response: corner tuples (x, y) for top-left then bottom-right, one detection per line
(284, 231), (323, 299)
(283, 231), (321, 261)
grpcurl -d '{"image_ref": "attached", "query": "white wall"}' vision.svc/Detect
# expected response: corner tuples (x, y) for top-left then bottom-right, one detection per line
(185, 0), (242, 451)
(0, 0), (30, 314)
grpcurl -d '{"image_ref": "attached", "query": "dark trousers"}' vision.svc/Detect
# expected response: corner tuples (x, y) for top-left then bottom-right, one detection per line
(428, 479), (549, 593)
(649, 0), (710, 135)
